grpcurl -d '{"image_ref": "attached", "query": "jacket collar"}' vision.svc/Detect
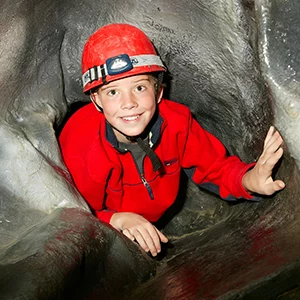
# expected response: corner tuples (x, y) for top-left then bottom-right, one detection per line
(105, 112), (164, 150)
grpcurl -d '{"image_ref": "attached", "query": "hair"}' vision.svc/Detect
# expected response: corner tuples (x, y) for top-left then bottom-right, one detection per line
(150, 72), (165, 98)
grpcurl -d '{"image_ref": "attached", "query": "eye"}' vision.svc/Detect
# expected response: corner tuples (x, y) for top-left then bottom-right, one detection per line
(135, 85), (146, 92)
(107, 89), (118, 96)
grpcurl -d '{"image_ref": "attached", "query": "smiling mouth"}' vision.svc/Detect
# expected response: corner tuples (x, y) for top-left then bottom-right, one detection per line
(121, 114), (142, 121)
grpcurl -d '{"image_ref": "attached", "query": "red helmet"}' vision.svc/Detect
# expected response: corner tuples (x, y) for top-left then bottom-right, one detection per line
(81, 23), (166, 93)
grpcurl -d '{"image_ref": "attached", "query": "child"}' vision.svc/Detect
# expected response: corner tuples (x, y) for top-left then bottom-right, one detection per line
(59, 23), (285, 257)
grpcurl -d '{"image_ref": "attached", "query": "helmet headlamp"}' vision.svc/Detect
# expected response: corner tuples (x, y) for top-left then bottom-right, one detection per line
(106, 54), (133, 75)
(82, 54), (164, 89)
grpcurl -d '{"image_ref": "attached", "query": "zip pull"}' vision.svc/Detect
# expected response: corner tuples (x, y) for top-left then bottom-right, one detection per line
(141, 174), (154, 200)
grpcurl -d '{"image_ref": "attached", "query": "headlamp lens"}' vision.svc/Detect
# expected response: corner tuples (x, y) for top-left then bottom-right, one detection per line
(106, 54), (133, 75)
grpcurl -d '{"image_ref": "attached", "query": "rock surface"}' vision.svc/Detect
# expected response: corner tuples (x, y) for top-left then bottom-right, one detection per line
(1, 0), (300, 299)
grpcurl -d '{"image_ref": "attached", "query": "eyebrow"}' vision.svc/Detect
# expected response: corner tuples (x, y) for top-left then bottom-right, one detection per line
(100, 77), (151, 91)
(134, 77), (151, 83)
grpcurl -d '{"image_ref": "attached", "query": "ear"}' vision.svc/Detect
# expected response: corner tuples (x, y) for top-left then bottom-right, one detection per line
(156, 86), (164, 104)
(90, 92), (103, 112)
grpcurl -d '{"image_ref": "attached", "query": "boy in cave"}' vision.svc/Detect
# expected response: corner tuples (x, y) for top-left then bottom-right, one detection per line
(59, 23), (285, 257)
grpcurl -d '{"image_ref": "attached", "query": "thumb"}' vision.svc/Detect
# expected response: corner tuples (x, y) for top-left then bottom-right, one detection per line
(156, 228), (168, 243)
(273, 180), (285, 191)
(265, 180), (285, 195)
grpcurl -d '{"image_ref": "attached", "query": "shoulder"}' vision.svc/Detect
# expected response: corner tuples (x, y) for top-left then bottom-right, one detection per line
(64, 103), (100, 126)
(59, 103), (104, 148)
(159, 98), (192, 125)
(159, 98), (190, 114)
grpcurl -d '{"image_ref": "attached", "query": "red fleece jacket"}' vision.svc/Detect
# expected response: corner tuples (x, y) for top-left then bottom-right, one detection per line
(59, 99), (254, 224)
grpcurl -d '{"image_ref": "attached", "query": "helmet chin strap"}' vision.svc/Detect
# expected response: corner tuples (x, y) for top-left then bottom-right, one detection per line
(90, 94), (103, 112)
(135, 136), (162, 172)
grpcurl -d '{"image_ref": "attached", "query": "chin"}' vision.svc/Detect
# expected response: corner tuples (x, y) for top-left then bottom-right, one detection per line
(126, 131), (144, 138)
(120, 127), (145, 137)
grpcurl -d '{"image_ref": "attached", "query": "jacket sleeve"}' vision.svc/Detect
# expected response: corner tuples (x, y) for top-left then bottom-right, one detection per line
(180, 111), (256, 201)
(58, 108), (116, 223)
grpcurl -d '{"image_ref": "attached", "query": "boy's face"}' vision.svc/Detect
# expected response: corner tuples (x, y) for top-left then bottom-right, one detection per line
(92, 74), (163, 143)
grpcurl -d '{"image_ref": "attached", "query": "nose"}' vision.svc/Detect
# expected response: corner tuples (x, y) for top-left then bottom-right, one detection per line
(121, 92), (138, 110)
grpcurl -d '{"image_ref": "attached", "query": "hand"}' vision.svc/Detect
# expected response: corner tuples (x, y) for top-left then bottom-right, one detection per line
(242, 126), (285, 195)
(110, 212), (168, 256)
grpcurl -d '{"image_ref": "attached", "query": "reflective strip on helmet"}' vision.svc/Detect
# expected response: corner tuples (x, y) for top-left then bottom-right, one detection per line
(82, 54), (165, 88)
(130, 55), (164, 68)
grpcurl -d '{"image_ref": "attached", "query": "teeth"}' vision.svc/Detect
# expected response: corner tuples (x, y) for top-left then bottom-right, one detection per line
(122, 115), (139, 121)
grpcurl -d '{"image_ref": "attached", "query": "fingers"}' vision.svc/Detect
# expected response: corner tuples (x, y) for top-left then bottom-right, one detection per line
(258, 127), (283, 173)
(243, 127), (285, 195)
(123, 225), (167, 257)
(113, 212), (168, 256)
(266, 146), (283, 168)
(264, 126), (275, 148)
(135, 228), (159, 256)
(259, 147), (283, 176)
(263, 127), (283, 153)
(122, 228), (135, 241)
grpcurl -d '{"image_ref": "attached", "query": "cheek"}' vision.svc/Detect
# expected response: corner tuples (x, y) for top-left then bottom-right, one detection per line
(140, 91), (156, 106)
(145, 98), (157, 112)
(101, 101), (118, 118)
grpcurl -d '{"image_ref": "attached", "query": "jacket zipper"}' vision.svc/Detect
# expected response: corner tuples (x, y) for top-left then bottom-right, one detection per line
(141, 174), (154, 200)
(128, 151), (154, 200)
